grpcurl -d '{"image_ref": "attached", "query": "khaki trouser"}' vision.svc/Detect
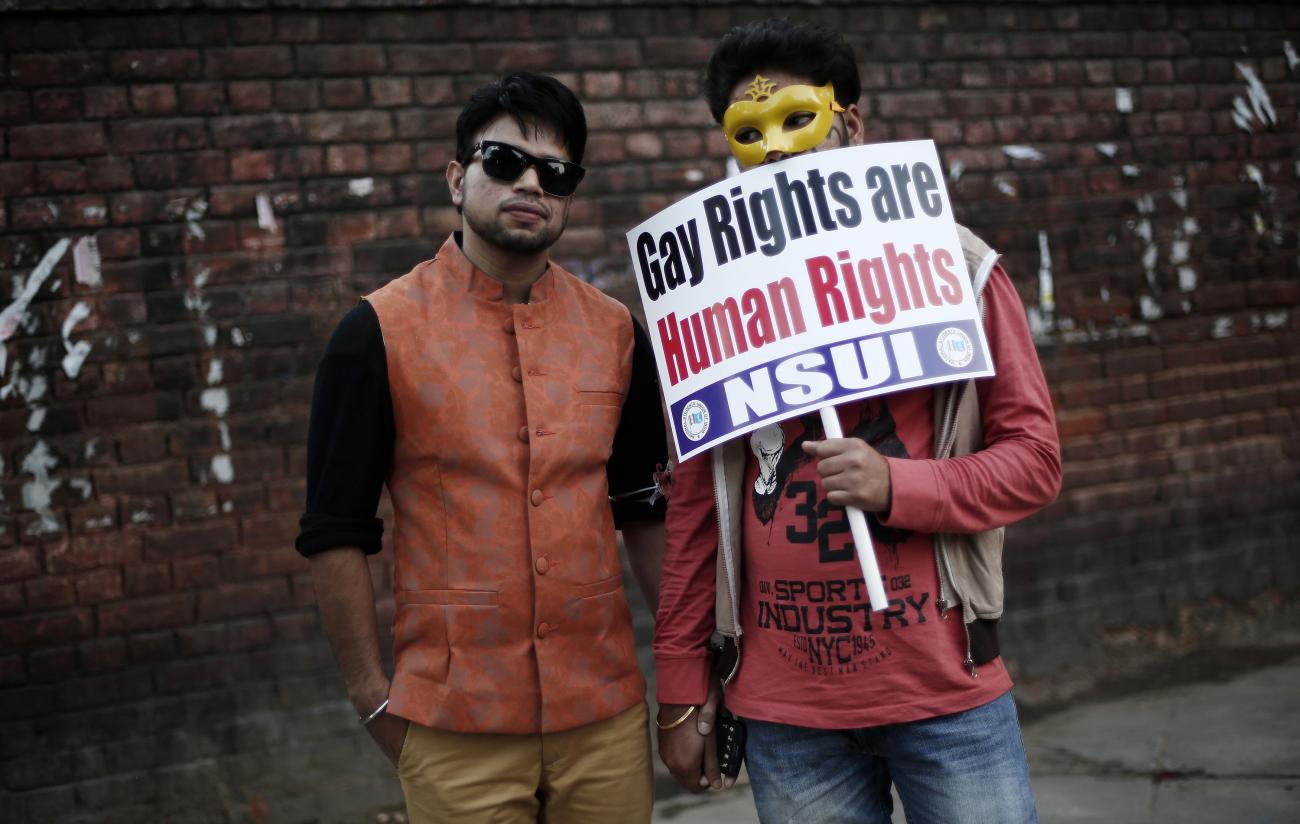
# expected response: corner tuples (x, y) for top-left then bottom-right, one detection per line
(398, 702), (653, 823)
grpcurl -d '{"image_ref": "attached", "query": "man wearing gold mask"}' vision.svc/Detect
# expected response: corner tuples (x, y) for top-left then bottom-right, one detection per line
(653, 18), (1060, 824)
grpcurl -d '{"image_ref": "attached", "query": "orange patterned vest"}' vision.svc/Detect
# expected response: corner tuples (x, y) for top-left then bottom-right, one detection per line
(366, 236), (644, 734)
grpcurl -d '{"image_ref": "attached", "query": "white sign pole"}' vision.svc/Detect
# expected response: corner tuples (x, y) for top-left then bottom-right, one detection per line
(818, 406), (890, 612)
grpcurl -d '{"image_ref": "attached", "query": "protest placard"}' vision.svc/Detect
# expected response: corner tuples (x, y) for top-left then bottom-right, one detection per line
(627, 140), (994, 463)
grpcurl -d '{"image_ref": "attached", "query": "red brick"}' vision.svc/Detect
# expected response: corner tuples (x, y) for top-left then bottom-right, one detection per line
(56, 669), (154, 710)
(0, 609), (93, 650)
(9, 123), (106, 159)
(110, 118), (208, 153)
(228, 446), (289, 481)
(297, 44), (387, 75)
(172, 556), (220, 590)
(173, 82), (225, 115)
(0, 90), (31, 124)
(155, 655), (255, 693)
(0, 548), (39, 583)
(34, 161), (89, 193)
(87, 157), (135, 190)
(369, 77), (411, 107)
(206, 46), (294, 79)
(229, 81), (274, 112)
(320, 79), (367, 109)
(27, 647), (78, 682)
(413, 76), (455, 106)
(11, 195), (108, 230)
(0, 654), (24, 686)
(1166, 394), (1224, 422)
(75, 568), (123, 605)
(229, 11), (275, 43)
(325, 144), (371, 172)
(272, 609), (318, 642)
(198, 578), (292, 620)
(97, 462), (189, 500)
(70, 501), (118, 535)
(1055, 408), (1107, 438)
(477, 42), (566, 72)
(97, 593), (194, 633)
(210, 113), (302, 147)
(388, 44), (472, 74)
(45, 532), (143, 575)
(142, 521), (236, 561)
(370, 144), (412, 174)
(0, 579), (21, 615)
(266, 480), (304, 514)
(1247, 280), (1300, 307)
(303, 110), (394, 143)
(124, 562), (172, 597)
(168, 488), (217, 522)
(133, 150), (227, 188)
(10, 52), (104, 86)
(78, 637), (127, 672)
(110, 49), (201, 80)
(31, 88), (82, 121)
(123, 630), (175, 667)
(226, 150), (274, 183)
(228, 617), (274, 651)
(84, 392), (181, 427)
(625, 133), (664, 160)
(23, 577), (75, 611)
(129, 84), (178, 116)
(312, 212), (373, 246)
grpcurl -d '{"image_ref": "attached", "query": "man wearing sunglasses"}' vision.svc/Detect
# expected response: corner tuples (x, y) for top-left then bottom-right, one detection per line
(653, 19), (1061, 824)
(298, 72), (667, 822)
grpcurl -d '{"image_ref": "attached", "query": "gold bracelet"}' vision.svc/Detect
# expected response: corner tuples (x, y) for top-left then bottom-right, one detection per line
(655, 705), (697, 730)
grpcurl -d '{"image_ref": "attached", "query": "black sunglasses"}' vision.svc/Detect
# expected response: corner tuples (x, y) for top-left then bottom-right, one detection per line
(467, 140), (586, 197)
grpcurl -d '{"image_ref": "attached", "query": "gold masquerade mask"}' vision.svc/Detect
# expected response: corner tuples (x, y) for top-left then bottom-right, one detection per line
(722, 77), (845, 167)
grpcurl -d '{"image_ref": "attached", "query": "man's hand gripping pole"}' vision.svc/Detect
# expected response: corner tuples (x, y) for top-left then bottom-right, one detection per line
(818, 406), (889, 612)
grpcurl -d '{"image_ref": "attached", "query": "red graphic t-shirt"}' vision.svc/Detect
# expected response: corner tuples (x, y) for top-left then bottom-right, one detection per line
(724, 392), (1013, 729)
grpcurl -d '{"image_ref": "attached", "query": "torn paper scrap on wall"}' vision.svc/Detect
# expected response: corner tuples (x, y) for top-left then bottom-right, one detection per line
(0, 239), (71, 375)
(73, 236), (102, 287)
(1003, 145), (1045, 162)
(256, 193), (278, 232)
(21, 440), (62, 536)
(1037, 230), (1055, 314)
(61, 301), (93, 379)
(1232, 62), (1277, 132)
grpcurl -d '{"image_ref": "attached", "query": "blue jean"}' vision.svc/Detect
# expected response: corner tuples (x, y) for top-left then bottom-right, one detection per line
(742, 691), (1038, 824)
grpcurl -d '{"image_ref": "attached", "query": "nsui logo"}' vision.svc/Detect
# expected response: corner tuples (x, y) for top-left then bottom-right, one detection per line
(936, 327), (974, 368)
(681, 400), (710, 441)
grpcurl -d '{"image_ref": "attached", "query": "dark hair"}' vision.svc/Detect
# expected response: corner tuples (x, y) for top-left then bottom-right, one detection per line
(455, 71), (587, 165)
(703, 19), (861, 123)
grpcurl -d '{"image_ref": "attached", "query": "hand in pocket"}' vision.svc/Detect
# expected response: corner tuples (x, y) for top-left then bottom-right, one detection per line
(367, 710), (411, 768)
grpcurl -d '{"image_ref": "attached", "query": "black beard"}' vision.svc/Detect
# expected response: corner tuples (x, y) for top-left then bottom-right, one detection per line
(464, 204), (567, 254)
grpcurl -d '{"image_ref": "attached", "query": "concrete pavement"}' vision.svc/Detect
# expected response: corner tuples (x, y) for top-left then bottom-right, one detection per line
(650, 654), (1300, 823)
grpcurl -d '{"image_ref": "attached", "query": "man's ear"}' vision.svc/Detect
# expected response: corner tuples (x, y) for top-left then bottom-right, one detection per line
(842, 103), (865, 147)
(446, 160), (465, 208)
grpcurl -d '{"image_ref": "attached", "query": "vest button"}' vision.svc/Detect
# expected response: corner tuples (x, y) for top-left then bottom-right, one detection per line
(518, 426), (529, 443)
(535, 556), (550, 574)
(502, 317), (515, 334)
(536, 622), (551, 639)
(530, 488), (544, 506)
(511, 366), (522, 382)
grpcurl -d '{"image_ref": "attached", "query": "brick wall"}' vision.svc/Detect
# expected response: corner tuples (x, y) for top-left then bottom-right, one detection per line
(1, 2), (1297, 820)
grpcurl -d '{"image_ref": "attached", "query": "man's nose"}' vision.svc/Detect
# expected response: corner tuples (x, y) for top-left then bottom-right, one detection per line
(513, 165), (544, 195)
